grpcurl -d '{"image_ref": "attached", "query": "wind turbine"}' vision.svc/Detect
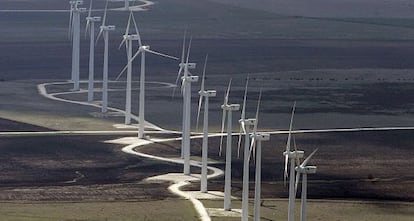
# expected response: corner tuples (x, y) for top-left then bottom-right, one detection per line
(248, 90), (270, 221)
(116, 14), (178, 136)
(283, 102), (304, 221)
(220, 79), (240, 211)
(69, 0), (86, 91)
(96, 0), (115, 113)
(196, 55), (216, 193)
(117, 11), (141, 125)
(237, 77), (256, 221)
(295, 149), (318, 221)
(174, 33), (198, 175)
(85, 0), (101, 102)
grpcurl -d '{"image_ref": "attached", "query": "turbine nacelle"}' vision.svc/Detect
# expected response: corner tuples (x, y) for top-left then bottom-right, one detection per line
(122, 34), (141, 41)
(70, 0), (83, 6)
(239, 118), (255, 126)
(139, 45), (150, 51)
(222, 104), (240, 111)
(251, 133), (270, 141)
(179, 62), (196, 69)
(86, 16), (101, 22)
(70, 0), (83, 4)
(182, 75), (199, 82)
(101, 25), (116, 31)
(296, 165), (317, 174)
(77, 7), (87, 12)
(199, 90), (217, 97)
(283, 150), (304, 159)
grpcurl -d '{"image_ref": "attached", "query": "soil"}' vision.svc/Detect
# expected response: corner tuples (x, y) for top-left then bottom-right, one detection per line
(173, 130), (414, 201)
(0, 131), (182, 201)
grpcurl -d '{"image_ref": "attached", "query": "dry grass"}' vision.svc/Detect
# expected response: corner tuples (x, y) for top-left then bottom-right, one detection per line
(202, 199), (414, 221)
(0, 200), (198, 221)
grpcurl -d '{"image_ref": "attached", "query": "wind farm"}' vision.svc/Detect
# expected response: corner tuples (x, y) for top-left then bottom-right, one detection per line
(0, 0), (414, 221)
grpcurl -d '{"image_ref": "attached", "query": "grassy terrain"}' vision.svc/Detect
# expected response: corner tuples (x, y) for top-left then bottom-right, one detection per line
(170, 130), (414, 201)
(202, 199), (414, 221)
(0, 200), (198, 221)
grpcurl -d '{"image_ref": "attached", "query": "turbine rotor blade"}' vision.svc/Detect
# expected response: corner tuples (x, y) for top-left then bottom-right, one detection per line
(196, 95), (203, 132)
(286, 101), (297, 153)
(171, 67), (183, 98)
(252, 89), (262, 135)
(284, 101), (296, 184)
(85, 0), (93, 37)
(85, 20), (90, 37)
(130, 11), (142, 46)
(237, 120), (246, 158)
(118, 37), (127, 50)
(145, 49), (179, 60)
(241, 76), (249, 120)
(294, 169), (301, 196)
(284, 154), (289, 185)
(248, 136), (256, 162)
(123, 11), (132, 36)
(180, 29), (186, 64)
(224, 79), (232, 105)
(219, 108), (226, 157)
(293, 135), (300, 167)
(301, 148), (318, 167)
(186, 36), (192, 64)
(115, 49), (142, 81)
(87, 0), (93, 18)
(68, 6), (74, 39)
(95, 29), (103, 45)
(237, 125), (243, 159)
(102, 0), (109, 27)
(172, 30), (186, 99)
(201, 54), (208, 92)
(181, 77), (186, 95)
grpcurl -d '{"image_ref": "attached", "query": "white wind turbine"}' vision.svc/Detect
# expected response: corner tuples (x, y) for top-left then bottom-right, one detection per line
(174, 34), (198, 175)
(295, 149), (318, 221)
(117, 11), (141, 125)
(116, 15), (178, 136)
(85, 0), (101, 102)
(248, 90), (270, 221)
(196, 55), (216, 193)
(219, 79), (240, 211)
(283, 102), (304, 221)
(96, 0), (115, 113)
(238, 77), (256, 221)
(69, 0), (86, 91)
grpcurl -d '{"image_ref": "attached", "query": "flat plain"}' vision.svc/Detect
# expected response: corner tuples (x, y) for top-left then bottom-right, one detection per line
(0, 0), (413, 220)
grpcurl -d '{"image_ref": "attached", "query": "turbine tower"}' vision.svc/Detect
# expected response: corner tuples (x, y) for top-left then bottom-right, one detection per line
(96, 0), (115, 113)
(283, 102), (304, 221)
(116, 14), (177, 135)
(219, 79), (240, 211)
(252, 132), (270, 221)
(196, 55), (216, 193)
(85, 0), (100, 102)
(238, 77), (256, 221)
(247, 90), (270, 221)
(295, 149), (318, 221)
(174, 34), (198, 175)
(69, 0), (85, 91)
(117, 12), (141, 125)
